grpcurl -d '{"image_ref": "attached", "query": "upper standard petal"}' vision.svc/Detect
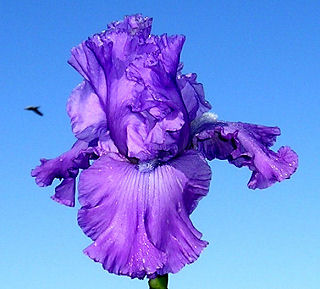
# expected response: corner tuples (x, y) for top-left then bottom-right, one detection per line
(67, 81), (107, 142)
(106, 33), (189, 161)
(177, 67), (212, 121)
(67, 15), (190, 161)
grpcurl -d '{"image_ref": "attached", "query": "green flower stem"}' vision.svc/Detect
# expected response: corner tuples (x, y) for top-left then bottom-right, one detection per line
(148, 274), (168, 289)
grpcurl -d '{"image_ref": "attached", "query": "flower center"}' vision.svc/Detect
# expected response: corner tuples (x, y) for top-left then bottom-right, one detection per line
(137, 159), (159, 173)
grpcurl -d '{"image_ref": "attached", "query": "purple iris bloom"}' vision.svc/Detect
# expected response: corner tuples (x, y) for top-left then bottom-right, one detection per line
(32, 14), (298, 279)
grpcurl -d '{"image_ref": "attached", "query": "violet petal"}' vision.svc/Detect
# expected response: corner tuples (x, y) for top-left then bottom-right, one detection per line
(106, 33), (189, 161)
(193, 116), (298, 189)
(31, 140), (92, 207)
(177, 68), (212, 121)
(67, 81), (107, 141)
(68, 36), (112, 107)
(68, 14), (190, 161)
(51, 178), (76, 207)
(77, 150), (210, 279)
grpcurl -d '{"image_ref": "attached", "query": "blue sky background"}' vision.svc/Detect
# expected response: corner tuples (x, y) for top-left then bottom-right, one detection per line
(0, 1), (319, 288)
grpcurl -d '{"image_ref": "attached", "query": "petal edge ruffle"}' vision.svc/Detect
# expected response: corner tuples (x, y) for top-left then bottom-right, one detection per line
(31, 140), (93, 207)
(192, 116), (298, 189)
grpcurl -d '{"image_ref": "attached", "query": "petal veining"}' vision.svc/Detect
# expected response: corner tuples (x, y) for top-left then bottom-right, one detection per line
(77, 150), (211, 279)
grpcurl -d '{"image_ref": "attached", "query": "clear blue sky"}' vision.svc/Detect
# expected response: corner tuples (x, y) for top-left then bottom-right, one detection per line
(1, 1), (319, 288)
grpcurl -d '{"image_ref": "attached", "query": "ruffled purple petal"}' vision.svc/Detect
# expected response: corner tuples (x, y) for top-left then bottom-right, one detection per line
(92, 131), (119, 156)
(169, 151), (212, 214)
(192, 115), (298, 189)
(31, 140), (92, 206)
(67, 14), (152, 129)
(67, 81), (107, 141)
(107, 14), (152, 39)
(77, 150), (211, 279)
(68, 36), (112, 106)
(177, 67), (212, 121)
(51, 178), (76, 207)
(106, 33), (189, 161)
(68, 14), (190, 161)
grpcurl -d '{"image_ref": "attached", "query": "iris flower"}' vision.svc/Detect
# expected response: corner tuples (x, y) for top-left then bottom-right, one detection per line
(32, 14), (298, 282)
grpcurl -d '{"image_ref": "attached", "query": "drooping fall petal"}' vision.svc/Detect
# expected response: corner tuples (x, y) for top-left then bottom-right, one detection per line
(77, 150), (211, 278)
(31, 140), (92, 206)
(192, 114), (298, 189)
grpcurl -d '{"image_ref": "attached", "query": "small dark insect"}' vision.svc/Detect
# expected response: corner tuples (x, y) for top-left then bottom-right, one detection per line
(24, 106), (43, 116)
